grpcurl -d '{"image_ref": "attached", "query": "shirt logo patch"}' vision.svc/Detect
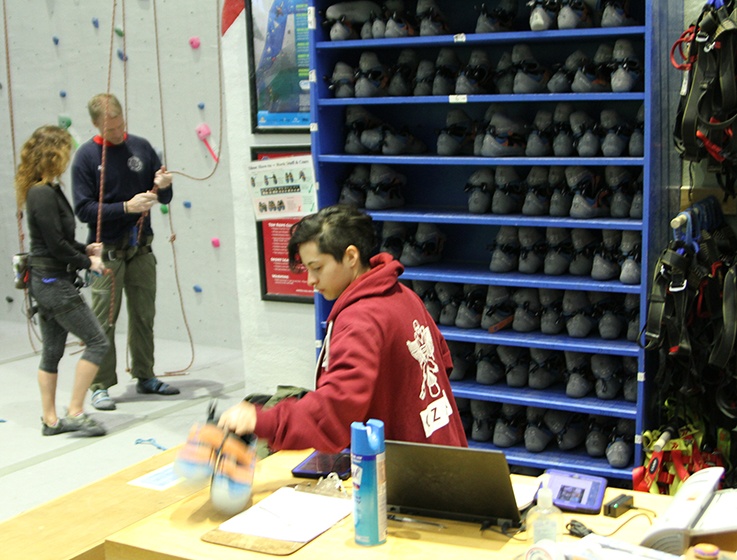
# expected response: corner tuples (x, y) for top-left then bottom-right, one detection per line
(128, 155), (143, 172)
(420, 391), (452, 437)
(406, 319), (440, 400)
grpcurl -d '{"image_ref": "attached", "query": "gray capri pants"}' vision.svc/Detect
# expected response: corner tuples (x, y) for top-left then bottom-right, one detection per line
(30, 268), (110, 373)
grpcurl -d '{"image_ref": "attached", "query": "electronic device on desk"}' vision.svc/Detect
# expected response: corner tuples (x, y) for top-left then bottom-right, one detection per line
(640, 466), (737, 556)
(291, 450), (351, 480)
(540, 469), (608, 514)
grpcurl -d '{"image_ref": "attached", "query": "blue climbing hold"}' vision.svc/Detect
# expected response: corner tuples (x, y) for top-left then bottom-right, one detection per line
(92, 17), (99, 28)
(193, 285), (203, 293)
(183, 200), (192, 208)
(117, 49), (128, 61)
(198, 102), (205, 110)
(53, 36), (60, 45)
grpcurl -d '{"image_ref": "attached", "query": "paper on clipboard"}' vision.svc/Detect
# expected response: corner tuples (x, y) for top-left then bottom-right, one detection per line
(217, 486), (352, 543)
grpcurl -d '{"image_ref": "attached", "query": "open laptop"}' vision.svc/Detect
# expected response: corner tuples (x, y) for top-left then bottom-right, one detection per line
(385, 440), (522, 528)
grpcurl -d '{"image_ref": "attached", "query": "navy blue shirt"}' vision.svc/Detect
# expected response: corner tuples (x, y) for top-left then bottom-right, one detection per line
(71, 134), (173, 245)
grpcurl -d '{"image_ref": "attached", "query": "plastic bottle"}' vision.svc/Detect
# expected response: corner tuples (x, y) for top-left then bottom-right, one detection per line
(351, 419), (387, 546)
(527, 485), (563, 543)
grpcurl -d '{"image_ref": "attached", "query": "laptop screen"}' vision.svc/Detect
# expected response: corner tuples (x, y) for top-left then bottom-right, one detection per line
(385, 440), (522, 527)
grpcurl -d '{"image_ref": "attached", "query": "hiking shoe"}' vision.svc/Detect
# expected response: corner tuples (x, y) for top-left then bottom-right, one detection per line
(465, 167), (495, 213)
(433, 48), (461, 95)
(388, 49), (419, 96)
(558, 0), (593, 29)
(413, 59), (435, 96)
(592, 230), (622, 280)
(540, 288), (565, 334)
(175, 422), (227, 481)
(600, 109), (631, 157)
(522, 166), (552, 216)
(512, 288), (542, 332)
(210, 434), (258, 514)
(470, 399), (500, 442)
(513, 45), (550, 93)
(493, 404), (525, 447)
(447, 341), (476, 380)
(544, 227), (573, 275)
(492, 167), (524, 214)
(476, 0), (518, 33)
(63, 412), (106, 437)
(548, 50), (588, 93)
(481, 112), (527, 157)
(528, 0), (558, 31)
(489, 226), (520, 272)
(619, 230), (642, 284)
(137, 378), (180, 395)
(42, 417), (81, 436)
(455, 285), (487, 329)
(437, 109), (476, 156)
(526, 110), (554, 157)
(494, 50), (515, 93)
(329, 61), (356, 98)
(417, 0), (449, 36)
(611, 39), (642, 92)
(518, 226), (546, 274)
(629, 103), (645, 156)
(601, 0), (638, 27)
(456, 49), (494, 95)
(91, 388), (116, 410)
(400, 223), (446, 266)
(481, 285), (515, 331)
(476, 344), (505, 385)
(498, 345), (529, 387)
(572, 43), (613, 93)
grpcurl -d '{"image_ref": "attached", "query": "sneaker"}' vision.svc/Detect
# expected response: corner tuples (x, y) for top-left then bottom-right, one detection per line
(563, 290), (595, 338)
(91, 388), (116, 410)
(601, 0), (638, 27)
(137, 378), (181, 395)
(600, 109), (631, 157)
(528, 348), (563, 390)
(42, 417), (80, 436)
(529, 0), (559, 31)
(558, 0), (593, 29)
(339, 164), (369, 207)
(389, 49), (419, 96)
(569, 228), (600, 276)
(610, 39), (642, 92)
(63, 412), (107, 437)
(367, 164), (405, 209)
(523, 167), (552, 216)
(481, 112), (527, 157)
(571, 43), (613, 93)
(606, 166), (635, 218)
(586, 416), (614, 457)
(416, 0), (449, 36)
(549, 166), (573, 216)
(619, 230), (642, 285)
(525, 407), (554, 452)
(433, 48), (461, 95)
(512, 288), (542, 333)
(475, 0), (518, 33)
(413, 59), (436, 96)
(456, 49), (494, 95)
(539, 288), (565, 335)
(547, 50), (588, 93)
(570, 111), (599, 157)
(512, 44), (550, 94)
(174, 422), (227, 481)
(564, 351), (594, 398)
(470, 399), (500, 442)
(481, 285), (515, 331)
(465, 167), (495, 213)
(455, 284), (487, 328)
(380, 221), (409, 260)
(492, 166), (524, 214)
(476, 344), (505, 385)
(526, 110), (554, 157)
(437, 108), (476, 156)
(489, 226), (520, 272)
(329, 61), (355, 98)
(384, 10), (417, 38)
(629, 103), (645, 157)
(551, 103), (575, 157)
(355, 52), (389, 98)
(210, 434), (258, 514)
(518, 226), (546, 274)
(413, 280), (441, 322)
(493, 51), (515, 94)
(399, 223), (446, 266)
(591, 230), (622, 281)
(498, 345), (529, 387)
(493, 404), (525, 447)
(544, 227), (573, 275)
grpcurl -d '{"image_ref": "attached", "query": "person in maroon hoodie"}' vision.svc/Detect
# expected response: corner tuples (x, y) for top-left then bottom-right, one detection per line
(218, 204), (468, 452)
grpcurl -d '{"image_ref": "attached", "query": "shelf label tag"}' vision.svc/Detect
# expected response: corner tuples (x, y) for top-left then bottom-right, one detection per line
(307, 7), (316, 30)
(449, 95), (468, 104)
(310, 122), (318, 132)
(637, 371), (645, 382)
(634, 434), (643, 445)
(309, 69), (317, 83)
(453, 33), (467, 42)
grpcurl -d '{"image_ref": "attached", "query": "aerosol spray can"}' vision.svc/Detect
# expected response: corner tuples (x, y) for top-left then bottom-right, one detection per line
(351, 419), (386, 546)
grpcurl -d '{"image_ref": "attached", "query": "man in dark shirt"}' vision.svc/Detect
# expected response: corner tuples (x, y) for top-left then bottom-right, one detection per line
(72, 93), (179, 410)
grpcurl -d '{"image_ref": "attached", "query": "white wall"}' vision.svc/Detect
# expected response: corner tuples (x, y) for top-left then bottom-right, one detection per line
(0, 1), (316, 394)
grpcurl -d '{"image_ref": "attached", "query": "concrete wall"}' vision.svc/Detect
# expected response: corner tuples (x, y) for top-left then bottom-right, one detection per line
(0, 1), (316, 393)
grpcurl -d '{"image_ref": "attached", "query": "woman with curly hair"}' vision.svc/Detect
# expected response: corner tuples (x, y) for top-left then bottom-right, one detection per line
(16, 125), (109, 436)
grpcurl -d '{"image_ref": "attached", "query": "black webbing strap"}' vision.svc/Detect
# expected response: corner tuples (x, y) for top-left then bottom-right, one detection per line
(710, 264), (737, 367)
(645, 246), (693, 350)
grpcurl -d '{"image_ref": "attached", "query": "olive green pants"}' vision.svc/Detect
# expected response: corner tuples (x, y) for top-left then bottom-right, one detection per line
(89, 244), (157, 391)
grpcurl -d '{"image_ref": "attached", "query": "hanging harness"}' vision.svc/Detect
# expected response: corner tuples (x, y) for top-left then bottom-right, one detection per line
(672, 0), (737, 198)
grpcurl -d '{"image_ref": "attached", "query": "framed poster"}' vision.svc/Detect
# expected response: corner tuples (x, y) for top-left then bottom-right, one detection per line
(245, 0), (311, 132)
(252, 147), (314, 302)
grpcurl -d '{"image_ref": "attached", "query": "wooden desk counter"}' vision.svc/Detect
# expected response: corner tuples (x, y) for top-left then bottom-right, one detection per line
(0, 446), (207, 560)
(105, 450), (674, 560)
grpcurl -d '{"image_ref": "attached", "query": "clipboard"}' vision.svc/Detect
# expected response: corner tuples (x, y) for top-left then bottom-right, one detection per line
(202, 478), (352, 555)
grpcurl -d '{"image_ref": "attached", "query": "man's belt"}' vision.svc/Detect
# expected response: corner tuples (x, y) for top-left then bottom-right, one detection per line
(28, 256), (74, 272)
(105, 245), (152, 261)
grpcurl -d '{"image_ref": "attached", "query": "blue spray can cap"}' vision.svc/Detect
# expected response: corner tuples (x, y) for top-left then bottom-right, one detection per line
(351, 419), (385, 456)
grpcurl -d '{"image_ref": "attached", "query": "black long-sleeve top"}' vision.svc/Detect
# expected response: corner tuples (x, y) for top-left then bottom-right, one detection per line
(26, 182), (91, 270)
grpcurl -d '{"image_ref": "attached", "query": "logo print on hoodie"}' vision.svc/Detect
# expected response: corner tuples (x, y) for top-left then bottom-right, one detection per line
(406, 319), (441, 400)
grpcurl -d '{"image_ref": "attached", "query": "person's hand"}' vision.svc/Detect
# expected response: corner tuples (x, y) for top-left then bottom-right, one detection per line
(126, 192), (158, 213)
(217, 401), (257, 436)
(86, 242), (103, 257)
(154, 165), (172, 190)
(89, 255), (106, 275)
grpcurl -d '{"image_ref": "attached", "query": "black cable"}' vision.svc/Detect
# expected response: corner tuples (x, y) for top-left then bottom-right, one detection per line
(566, 511), (654, 539)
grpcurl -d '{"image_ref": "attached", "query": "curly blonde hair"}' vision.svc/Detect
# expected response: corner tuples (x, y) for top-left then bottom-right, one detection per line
(15, 125), (73, 209)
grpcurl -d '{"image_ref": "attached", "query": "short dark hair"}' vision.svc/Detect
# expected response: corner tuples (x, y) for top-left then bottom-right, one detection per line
(288, 205), (378, 272)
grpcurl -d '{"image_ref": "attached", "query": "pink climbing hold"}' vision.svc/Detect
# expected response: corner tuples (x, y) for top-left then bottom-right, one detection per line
(189, 36), (201, 49)
(211, 237), (220, 248)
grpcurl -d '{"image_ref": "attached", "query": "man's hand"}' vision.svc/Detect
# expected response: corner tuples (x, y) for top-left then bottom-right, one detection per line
(154, 165), (172, 190)
(217, 401), (257, 436)
(86, 242), (103, 257)
(126, 192), (158, 213)
(89, 255), (106, 274)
